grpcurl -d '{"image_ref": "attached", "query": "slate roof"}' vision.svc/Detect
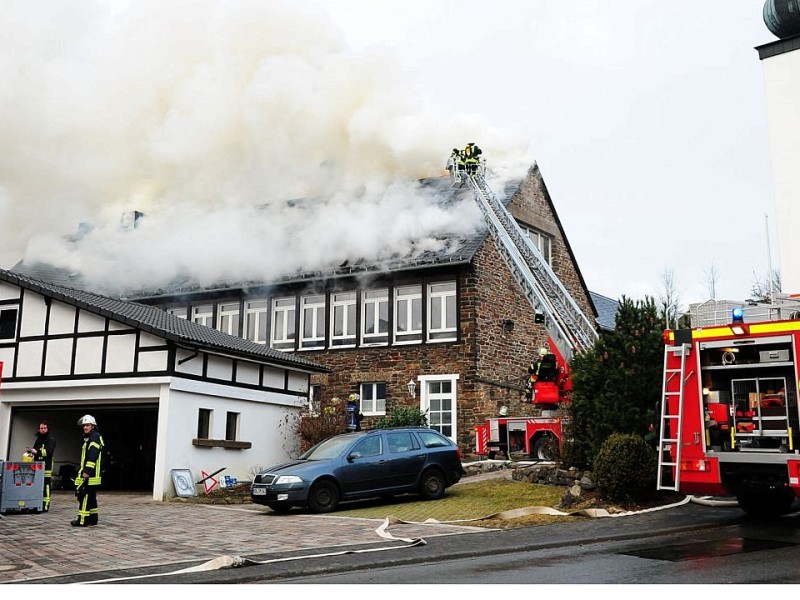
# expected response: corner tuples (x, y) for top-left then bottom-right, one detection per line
(0, 269), (329, 373)
(589, 291), (619, 331)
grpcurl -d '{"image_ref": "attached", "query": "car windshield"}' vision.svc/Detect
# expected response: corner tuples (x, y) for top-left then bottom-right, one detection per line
(300, 434), (359, 460)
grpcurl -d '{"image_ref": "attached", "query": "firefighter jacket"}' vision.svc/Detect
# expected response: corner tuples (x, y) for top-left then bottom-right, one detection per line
(77, 429), (104, 487)
(464, 144), (482, 159)
(32, 431), (56, 471)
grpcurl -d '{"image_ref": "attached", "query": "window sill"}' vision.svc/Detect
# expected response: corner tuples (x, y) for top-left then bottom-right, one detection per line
(192, 438), (252, 450)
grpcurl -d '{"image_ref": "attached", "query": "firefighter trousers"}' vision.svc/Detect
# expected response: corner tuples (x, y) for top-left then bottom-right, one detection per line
(75, 485), (99, 525)
(43, 473), (51, 512)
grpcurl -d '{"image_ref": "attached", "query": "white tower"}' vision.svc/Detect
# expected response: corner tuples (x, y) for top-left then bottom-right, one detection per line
(758, 1), (800, 294)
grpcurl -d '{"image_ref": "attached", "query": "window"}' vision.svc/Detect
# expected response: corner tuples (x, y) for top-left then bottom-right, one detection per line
(191, 304), (214, 328)
(386, 431), (418, 453)
(521, 225), (553, 265)
(300, 294), (326, 349)
(362, 288), (388, 346)
(360, 382), (387, 416)
(309, 384), (322, 416)
(271, 297), (296, 351)
(217, 302), (240, 336)
(351, 436), (382, 458)
(197, 408), (212, 439)
(0, 307), (19, 340)
(427, 281), (457, 342)
(331, 291), (357, 347)
(225, 412), (239, 441)
(166, 307), (187, 319)
(394, 284), (422, 344)
(420, 374), (459, 441)
(245, 300), (269, 344)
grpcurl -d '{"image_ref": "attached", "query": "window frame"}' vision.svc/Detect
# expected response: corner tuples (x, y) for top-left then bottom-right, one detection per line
(359, 382), (387, 416)
(427, 281), (457, 342)
(271, 296), (296, 351)
(393, 284), (423, 344)
(225, 411), (240, 441)
(0, 305), (19, 341)
(361, 288), (389, 346)
(244, 300), (269, 345)
(521, 225), (553, 265)
(330, 291), (357, 348)
(197, 408), (212, 439)
(419, 374), (459, 442)
(216, 302), (241, 336)
(191, 304), (214, 328)
(299, 294), (326, 350)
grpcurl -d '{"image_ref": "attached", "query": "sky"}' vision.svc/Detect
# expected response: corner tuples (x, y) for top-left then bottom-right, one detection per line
(0, 0), (782, 309)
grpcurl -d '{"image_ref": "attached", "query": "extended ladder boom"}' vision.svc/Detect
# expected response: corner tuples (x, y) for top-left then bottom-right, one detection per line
(461, 164), (598, 360)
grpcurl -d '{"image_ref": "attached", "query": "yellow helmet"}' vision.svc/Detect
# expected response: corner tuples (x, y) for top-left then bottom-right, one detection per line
(348, 393), (360, 402)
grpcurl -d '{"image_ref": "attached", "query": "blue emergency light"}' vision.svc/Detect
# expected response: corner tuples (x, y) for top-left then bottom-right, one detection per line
(732, 308), (744, 323)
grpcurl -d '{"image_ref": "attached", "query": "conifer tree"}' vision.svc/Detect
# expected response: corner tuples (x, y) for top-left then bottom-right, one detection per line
(564, 296), (666, 468)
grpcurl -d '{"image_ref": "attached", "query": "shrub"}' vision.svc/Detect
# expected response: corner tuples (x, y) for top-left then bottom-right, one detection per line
(374, 404), (428, 429)
(593, 433), (657, 504)
(297, 397), (347, 452)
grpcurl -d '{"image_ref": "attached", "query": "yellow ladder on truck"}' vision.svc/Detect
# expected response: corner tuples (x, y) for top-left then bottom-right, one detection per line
(657, 343), (690, 492)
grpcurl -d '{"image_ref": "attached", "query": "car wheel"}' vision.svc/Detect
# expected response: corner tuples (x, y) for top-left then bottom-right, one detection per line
(308, 480), (340, 513)
(266, 502), (292, 514)
(419, 468), (446, 500)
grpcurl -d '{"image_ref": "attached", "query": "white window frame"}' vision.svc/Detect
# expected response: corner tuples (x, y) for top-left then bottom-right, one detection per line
(330, 291), (357, 348)
(359, 382), (387, 416)
(166, 307), (187, 320)
(393, 284), (422, 344)
(361, 288), (389, 346)
(191, 304), (214, 328)
(0, 305), (20, 340)
(271, 297), (296, 351)
(216, 302), (240, 336)
(300, 294), (326, 350)
(521, 225), (553, 265)
(309, 384), (322, 417)
(427, 281), (457, 342)
(245, 300), (269, 345)
(419, 374), (459, 442)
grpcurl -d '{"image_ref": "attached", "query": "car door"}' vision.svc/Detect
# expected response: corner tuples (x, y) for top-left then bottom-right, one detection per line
(337, 433), (389, 496)
(384, 431), (426, 488)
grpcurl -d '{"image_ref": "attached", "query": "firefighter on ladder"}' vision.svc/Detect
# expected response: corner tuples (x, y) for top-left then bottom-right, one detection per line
(524, 347), (549, 402)
(464, 142), (482, 174)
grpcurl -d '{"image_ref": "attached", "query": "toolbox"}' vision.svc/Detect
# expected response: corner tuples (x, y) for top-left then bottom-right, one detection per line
(0, 461), (45, 514)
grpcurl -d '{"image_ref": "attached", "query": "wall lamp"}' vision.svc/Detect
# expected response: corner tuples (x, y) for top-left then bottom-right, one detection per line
(534, 311), (545, 324)
(407, 379), (417, 397)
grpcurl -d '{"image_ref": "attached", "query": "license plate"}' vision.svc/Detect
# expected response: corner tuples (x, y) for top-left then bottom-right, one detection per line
(252, 486), (267, 496)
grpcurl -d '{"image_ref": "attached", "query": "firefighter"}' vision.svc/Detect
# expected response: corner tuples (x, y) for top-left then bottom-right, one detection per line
(346, 393), (364, 431)
(29, 421), (56, 512)
(450, 148), (466, 173)
(72, 414), (104, 527)
(524, 347), (550, 402)
(463, 142), (482, 174)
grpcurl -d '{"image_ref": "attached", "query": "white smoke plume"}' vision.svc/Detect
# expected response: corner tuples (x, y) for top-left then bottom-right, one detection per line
(0, 0), (531, 293)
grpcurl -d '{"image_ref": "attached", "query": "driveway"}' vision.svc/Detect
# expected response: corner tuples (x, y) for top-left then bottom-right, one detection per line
(0, 490), (488, 584)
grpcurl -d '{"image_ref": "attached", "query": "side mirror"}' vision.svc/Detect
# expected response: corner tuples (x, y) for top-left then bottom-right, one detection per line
(347, 452), (361, 462)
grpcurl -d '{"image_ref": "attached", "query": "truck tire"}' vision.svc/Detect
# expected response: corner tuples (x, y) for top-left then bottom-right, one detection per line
(736, 490), (796, 518)
(532, 435), (558, 461)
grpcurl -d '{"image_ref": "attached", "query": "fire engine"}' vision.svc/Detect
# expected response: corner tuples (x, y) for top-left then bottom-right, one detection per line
(447, 149), (599, 461)
(658, 299), (800, 516)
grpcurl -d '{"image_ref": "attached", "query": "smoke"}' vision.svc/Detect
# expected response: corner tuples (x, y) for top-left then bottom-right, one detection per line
(0, 0), (531, 293)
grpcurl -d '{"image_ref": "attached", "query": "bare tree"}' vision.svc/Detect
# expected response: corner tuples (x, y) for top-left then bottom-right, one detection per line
(750, 269), (782, 302)
(704, 262), (719, 300)
(658, 268), (682, 328)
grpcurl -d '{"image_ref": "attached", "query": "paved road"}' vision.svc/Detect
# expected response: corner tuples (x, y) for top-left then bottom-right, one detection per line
(0, 488), (746, 585)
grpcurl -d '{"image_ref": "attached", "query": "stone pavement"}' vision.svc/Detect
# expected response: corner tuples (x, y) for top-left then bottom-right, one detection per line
(0, 490), (489, 584)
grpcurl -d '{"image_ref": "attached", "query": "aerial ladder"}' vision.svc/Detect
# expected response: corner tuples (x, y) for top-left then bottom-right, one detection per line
(447, 152), (598, 364)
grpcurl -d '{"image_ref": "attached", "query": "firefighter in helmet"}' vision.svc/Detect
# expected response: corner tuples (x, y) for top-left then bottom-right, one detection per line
(72, 414), (104, 527)
(524, 347), (550, 402)
(346, 393), (364, 431)
(463, 142), (482, 174)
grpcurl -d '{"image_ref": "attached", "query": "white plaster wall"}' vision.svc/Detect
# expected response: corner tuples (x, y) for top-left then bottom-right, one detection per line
(155, 384), (301, 500)
(105, 333), (137, 373)
(0, 282), (20, 301)
(763, 49), (800, 294)
(206, 355), (233, 380)
(48, 302), (77, 335)
(74, 337), (103, 374)
(19, 292), (46, 337)
(138, 350), (169, 372)
(16, 340), (44, 377)
(44, 338), (74, 376)
(77, 311), (105, 333)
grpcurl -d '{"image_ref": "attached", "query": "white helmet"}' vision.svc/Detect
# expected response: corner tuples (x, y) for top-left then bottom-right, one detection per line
(539, 347), (549, 356)
(77, 414), (97, 427)
(348, 393), (360, 402)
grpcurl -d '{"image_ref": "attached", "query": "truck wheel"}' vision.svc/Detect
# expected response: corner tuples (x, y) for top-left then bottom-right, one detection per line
(532, 435), (559, 461)
(736, 490), (796, 518)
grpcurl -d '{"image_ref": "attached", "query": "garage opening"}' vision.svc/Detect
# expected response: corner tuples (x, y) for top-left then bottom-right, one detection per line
(10, 405), (158, 492)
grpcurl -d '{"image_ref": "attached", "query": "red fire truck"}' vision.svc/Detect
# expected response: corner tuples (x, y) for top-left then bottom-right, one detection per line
(474, 343), (569, 461)
(658, 303), (800, 516)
